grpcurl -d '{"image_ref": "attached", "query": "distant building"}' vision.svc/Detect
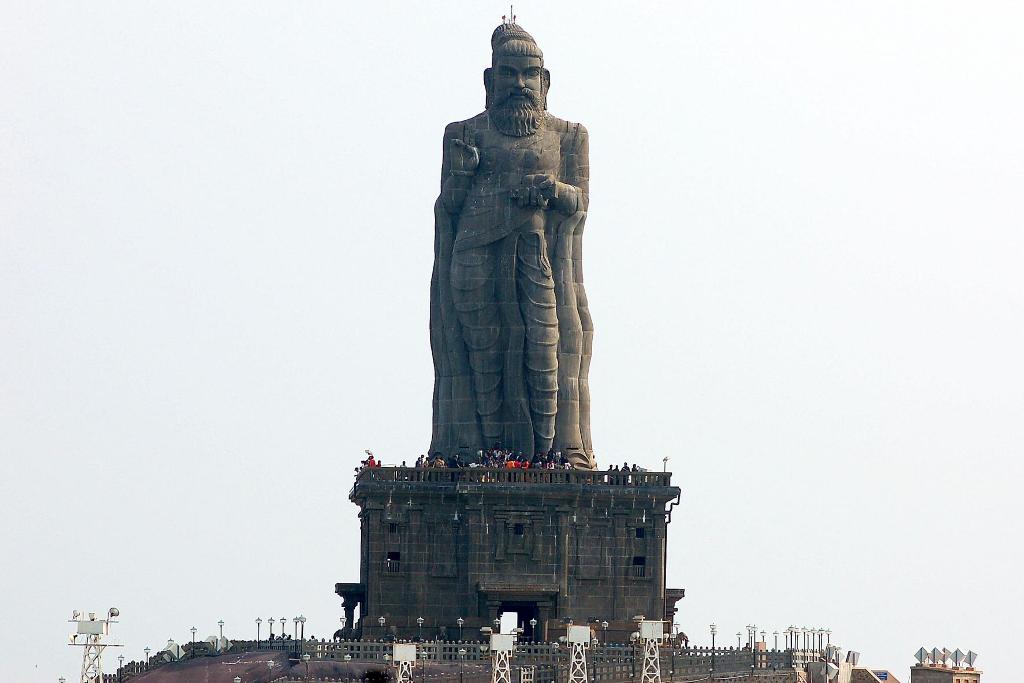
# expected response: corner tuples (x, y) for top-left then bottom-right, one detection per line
(909, 664), (981, 683)
(851, 669), (901, 683)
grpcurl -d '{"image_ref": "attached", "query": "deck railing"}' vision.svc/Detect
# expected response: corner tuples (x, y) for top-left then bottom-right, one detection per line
(109, 640), (798, 682)
(353, 467), (674, 488)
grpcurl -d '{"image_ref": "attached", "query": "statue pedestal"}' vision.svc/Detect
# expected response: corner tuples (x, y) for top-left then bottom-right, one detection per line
(337, 467), (684, 641)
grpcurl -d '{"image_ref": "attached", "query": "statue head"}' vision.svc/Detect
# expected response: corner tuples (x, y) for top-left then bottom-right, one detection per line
(485, 22), (550, 136)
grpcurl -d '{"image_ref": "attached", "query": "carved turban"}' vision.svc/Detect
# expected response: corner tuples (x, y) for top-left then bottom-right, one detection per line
(491, 23), (543, 64)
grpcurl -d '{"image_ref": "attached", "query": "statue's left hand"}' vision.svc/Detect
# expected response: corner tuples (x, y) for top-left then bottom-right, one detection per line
(519, 174), (558, 208)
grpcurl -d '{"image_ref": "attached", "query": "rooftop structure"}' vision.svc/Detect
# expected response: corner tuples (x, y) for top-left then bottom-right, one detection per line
(909, 664), (981, 683)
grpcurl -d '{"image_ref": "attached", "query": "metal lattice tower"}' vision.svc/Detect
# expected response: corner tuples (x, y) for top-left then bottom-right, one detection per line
(393, 643), (418, 683)
(568, 642), (589, 683)
(397, 660), (414, 683)
(521, 664), (536, 683)
(635, 619), (665, 683)
(492, 649), (512, 683)
(79, 640), (103, 683)
(640, 637), (662, 683)
(566, 624), (591, 683)
(68, 609), (121, 683)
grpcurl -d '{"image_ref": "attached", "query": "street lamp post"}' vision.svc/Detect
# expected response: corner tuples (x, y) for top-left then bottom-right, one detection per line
(144, 647), (150, 666)
(302, 653), (311, 682)
(269, 617), (275, 642)
(118, 654), (124, 682)
(709, 623), (717, 674)
(736, 632), (741, 649)
(459, 648), (466, 683)
(773, 631), (779, 651)
(746, 626), (755, 671)
(190, 626), (197, 658)
(256, 618), (262, 649)
(494, 617), (501, 633)
(418, 617), (425, 641)
(457, 617), (464, 641)
(601, 621), (609, 644)
(218, 620), (225, 643)
(299, 615), (307, 655)
(530, 618), (538, 643)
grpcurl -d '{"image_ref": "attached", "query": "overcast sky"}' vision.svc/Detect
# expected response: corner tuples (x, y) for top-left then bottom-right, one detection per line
(2, 2), (1023, 681)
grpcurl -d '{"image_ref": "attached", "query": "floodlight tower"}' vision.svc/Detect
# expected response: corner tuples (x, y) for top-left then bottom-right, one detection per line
(68, 608), (122, 683)
(393, 643), (417, 683)
(637, 619), (665, 683)
(489, 631), (516, 683)
(566, 625), (592, 683)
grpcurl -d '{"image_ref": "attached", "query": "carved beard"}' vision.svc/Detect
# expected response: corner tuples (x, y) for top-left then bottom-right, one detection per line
(488, 88), (545, 137)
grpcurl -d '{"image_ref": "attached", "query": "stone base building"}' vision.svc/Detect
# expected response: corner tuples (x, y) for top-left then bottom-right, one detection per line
(337, 467), (684, 642)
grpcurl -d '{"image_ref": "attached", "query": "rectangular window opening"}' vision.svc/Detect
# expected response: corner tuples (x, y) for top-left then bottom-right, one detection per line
(514, 523), (525, 536)
(388, 523), (399, 534)
(635, 527), (645, 538)
(386, 551), (401, 574)
(632, 556), (647, 577)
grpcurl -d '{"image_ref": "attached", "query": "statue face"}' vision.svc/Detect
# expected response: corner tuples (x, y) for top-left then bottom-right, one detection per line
(491, 55), (545, 107)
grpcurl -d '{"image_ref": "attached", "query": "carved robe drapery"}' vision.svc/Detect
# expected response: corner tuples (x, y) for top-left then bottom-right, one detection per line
(429, 112), (595, 468)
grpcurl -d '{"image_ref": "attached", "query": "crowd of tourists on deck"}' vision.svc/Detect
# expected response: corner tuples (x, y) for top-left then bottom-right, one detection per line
(413, 446), (573, 470)
(357, 446), (648, 481)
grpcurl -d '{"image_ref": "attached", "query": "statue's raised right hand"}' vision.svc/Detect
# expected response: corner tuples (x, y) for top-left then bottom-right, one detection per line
(451, 138), (480, 175)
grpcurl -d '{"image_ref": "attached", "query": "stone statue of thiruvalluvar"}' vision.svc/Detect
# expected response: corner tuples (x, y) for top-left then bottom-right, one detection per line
(429, 21), (596, 469)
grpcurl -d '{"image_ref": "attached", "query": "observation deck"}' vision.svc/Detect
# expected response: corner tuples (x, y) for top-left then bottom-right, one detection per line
(350, 466), (679, 504)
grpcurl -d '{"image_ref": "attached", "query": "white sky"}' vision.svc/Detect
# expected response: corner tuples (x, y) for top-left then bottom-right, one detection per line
(2, 1), (1022, 681)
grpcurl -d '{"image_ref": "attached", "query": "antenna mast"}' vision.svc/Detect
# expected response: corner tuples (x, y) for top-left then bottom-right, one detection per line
(68, 608), (122, 683)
